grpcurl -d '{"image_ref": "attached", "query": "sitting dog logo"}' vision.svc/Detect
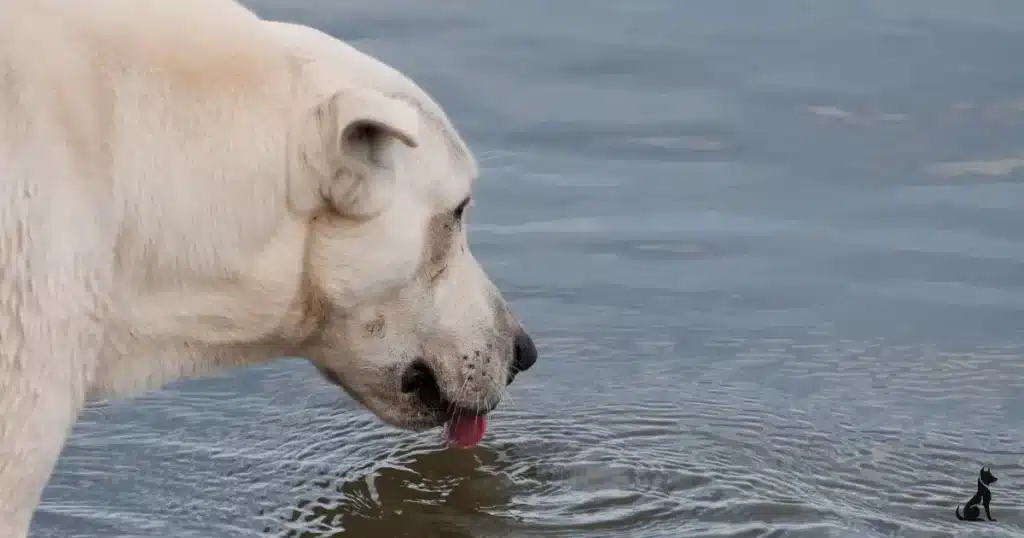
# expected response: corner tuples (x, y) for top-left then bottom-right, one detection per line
(955, 467), (998, 522)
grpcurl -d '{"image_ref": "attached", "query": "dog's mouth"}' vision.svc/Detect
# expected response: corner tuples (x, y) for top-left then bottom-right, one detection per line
(315, 365), (491, 448)
(441, 408), (488, 449)
(415, 390), (492, 449)
(317, 365), (350, 392)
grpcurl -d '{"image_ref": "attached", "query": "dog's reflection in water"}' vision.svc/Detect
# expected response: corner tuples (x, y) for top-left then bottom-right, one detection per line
(265, 445), (514, 537)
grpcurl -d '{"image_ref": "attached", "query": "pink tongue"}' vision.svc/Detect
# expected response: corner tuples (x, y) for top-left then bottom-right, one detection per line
(445, 415), (487, 448)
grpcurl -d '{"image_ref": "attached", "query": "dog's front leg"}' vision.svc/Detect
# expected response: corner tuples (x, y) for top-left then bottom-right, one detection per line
(984, 501), (996, 522)
(0, 325), (93, 538)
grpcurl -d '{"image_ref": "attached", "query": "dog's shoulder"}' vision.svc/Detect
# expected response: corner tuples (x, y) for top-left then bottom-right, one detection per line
(0, 0), (305, 307)
(1, 0), (294, 186)
(17, 0), (289, 102)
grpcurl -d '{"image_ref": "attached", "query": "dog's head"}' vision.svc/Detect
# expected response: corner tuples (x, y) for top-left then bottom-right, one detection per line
(980, 467), (998, 485)
(275, 24), (536, 444)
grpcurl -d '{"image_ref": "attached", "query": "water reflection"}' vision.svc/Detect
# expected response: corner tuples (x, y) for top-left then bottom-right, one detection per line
(269, 446), (512, 537)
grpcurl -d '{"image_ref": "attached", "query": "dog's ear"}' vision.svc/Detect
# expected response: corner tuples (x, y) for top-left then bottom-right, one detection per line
(303, 88), (420, 219)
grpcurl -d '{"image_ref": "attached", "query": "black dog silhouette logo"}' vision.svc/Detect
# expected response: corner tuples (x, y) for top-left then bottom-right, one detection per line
(955, 467), (998, 522)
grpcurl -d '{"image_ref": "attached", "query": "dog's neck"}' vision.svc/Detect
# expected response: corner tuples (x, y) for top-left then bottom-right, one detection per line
(88, 336), (305, 402)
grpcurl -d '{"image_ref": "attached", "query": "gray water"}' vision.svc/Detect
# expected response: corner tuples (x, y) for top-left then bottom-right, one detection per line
(34, 1), (1024, 536)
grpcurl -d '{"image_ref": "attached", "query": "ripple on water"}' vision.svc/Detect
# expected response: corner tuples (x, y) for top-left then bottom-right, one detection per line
(255, 393), (884, 538)
(258, 408), (701, 537)
(37, 333), (1024, 538)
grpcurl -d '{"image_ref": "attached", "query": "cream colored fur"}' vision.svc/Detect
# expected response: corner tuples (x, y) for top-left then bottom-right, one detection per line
(0, 1), (526, 536)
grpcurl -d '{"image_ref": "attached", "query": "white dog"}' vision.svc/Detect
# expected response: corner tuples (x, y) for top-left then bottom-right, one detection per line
(0, 1), (538, 535)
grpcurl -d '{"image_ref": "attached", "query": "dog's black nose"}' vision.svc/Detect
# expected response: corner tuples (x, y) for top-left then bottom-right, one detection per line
(401, 358), (442, 408)
(510, 328), (537, 381)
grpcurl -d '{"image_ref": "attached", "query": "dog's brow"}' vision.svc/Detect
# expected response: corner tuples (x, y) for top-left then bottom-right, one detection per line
(387, 91), (474, 169)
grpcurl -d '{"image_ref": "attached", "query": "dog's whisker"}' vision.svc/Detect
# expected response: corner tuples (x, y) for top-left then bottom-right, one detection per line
(488, 374), (514, 409)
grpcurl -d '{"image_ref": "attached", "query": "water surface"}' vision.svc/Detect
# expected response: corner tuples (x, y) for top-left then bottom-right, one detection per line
(37, 1), (1024, 536)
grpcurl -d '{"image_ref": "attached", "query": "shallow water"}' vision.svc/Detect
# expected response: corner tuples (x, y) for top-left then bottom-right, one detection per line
(35, 1), (1024, 537)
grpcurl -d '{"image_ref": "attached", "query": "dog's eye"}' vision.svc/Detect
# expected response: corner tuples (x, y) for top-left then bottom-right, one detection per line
(453, 197), (471, 221)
